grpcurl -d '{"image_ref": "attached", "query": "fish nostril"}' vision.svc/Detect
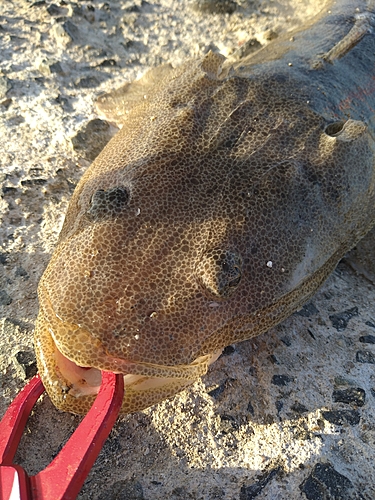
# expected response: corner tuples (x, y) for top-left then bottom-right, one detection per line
(196, 248), (243, 299)
(87, 186), (130, 220)
(324, 121), (345, 137)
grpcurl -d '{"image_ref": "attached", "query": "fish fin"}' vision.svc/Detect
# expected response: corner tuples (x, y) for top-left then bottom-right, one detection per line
(95, 63), (174, 126)
(200, 50), (226, 79)
(344, 226), (375, 285)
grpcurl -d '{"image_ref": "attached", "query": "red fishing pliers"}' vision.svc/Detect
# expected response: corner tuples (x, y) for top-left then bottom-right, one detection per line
(0, 372), (124, 500)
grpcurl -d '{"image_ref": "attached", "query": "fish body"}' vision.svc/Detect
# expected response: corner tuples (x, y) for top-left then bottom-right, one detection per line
(35, 0), (375, 414)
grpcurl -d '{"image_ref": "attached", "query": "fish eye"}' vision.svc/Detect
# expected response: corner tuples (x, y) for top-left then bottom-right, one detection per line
(87, 186), (130, 220)
(324, 121), (345, 137)
(324, 119), (367, 142)
(196, 249), (242, 299)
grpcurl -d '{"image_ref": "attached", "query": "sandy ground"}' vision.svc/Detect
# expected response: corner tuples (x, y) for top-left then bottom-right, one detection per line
(1, 0), (375, 498)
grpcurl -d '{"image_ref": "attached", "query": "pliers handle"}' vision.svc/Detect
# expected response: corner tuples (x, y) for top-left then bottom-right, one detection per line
(0, 372), (124, 500)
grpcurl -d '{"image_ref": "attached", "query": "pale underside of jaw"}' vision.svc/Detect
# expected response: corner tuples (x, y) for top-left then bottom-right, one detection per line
(53, 339), (223, 398)
(42, 285), (221, 398)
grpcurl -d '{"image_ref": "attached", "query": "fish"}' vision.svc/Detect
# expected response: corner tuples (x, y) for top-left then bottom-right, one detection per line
(34, 0), (375, 414)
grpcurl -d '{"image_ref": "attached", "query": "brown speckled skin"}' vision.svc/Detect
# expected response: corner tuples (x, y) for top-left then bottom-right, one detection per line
(35, 0), (375, 414)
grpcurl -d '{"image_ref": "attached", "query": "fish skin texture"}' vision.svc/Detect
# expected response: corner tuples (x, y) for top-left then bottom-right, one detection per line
(34, 0), (375, 414)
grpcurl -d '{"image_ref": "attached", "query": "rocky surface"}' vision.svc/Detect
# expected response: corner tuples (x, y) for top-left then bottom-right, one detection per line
(1, 0), (375, 499)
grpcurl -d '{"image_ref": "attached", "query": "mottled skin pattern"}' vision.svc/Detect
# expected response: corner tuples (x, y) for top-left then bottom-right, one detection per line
(35, 0), (375, 414)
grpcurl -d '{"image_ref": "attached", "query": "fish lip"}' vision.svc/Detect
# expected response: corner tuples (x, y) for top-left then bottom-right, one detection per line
(53, 345), (103, 397)
(38, 282), (212, 379)
(51, 328), (211, 379)
(51, 327), (214, 399)
(38, 283), (217, 400)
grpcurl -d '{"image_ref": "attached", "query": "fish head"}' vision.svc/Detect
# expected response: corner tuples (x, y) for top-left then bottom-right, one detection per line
(35, 52), (375, 413)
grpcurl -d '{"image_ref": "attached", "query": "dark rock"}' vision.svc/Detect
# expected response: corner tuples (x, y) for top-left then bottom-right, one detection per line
(280, 335), (292, 346)
(0, 290), (12, 305)
(7, 115), (24, 126)
(334, 376), (353, 386)
(359, 334), (375, 344)
(291, 402), (308, 414)
(208, 486), (225, 499)
(14, 350), (37, 379)
(264, 29), (278, 41)
(275, 400), (283, 414)
(100, 434), (122, 456)
(71, 119), (117, 162)
(240, 466), (282, 499)
(235, 38), (262, 59)
(46, 4), (68, 16)
(290, 423), (311, 441)
(171, 486), (194, 499)
(247, 401), (255, 415)
(201, 42), (220, 55)
(21, 179), (47, 186)
(261, 414), (276, 425)
(295, 302), (319, 317)
(208, 383), (226, 399)
(307, 329), (316, 339)
(15, 266), (28, 278)
(72, 4), (83, 16)
(97, 479), (144, 500)
(54, 94), (73, 112)
(79, 3), (96, 22)
(356, 350), (375, 364)
(268, 354), (280, 365)
(121, 10), (141, 28)
(322, 410), (360, 426)
(271, 374), (292, 386)
(300, 462), (355, 500)
(0, 75), (11, 99)
(74, 76), (100, 89)
(248, 366), (256, 376)
(365, 320), (375, 328)
(193, 0), (238, 15)
(50, 23), (72, 47)
(316, 418), (325, 431)
(222, 345), (235, 355)
(98, 59), (117, 67)
(333, 388), (366, 407)
(51, 21), (79, 47)
(219, 414), (239, 434)
(0, 253), (8, 265)
(124, 4), (142, 13)
(329, 307), (358, 331)
(0, 98), (12, 109)
(28, 167), (43, 177)
(38, 58), (63, 76)
(62, 21), (80, 41)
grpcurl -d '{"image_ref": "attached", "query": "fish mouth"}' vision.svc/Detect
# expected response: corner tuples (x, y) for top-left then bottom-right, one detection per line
(51, 334), (216, 399)
(53, 343), (215, 399)
(36, 283), (219, 402)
